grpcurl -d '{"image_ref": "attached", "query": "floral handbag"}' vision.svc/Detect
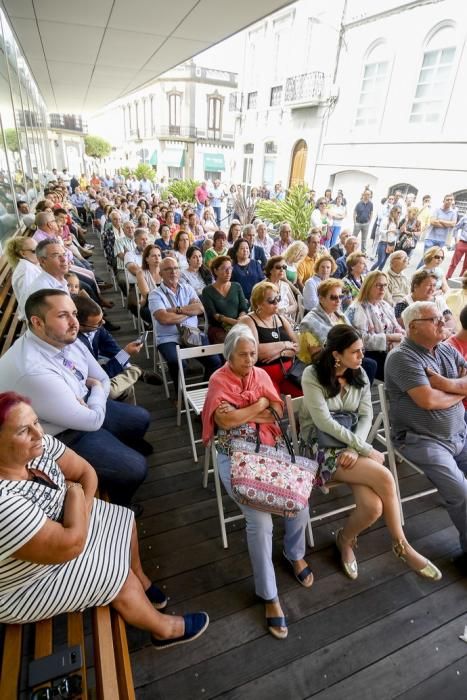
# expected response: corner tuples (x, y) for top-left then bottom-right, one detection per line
(230, 408), (318, 518)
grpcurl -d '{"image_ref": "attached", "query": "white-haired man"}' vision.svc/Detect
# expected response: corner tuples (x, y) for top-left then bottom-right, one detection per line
(385, 301), (467, 567)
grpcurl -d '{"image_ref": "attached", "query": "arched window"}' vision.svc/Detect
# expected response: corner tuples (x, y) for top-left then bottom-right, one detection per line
(410, 24), (457, 124)
(354, 41), (391, 128)
(388, 183), (418, 198)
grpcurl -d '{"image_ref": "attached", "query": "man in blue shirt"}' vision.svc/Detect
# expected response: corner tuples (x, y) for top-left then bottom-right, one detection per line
(148, 257), (222, 390)
(353, 189), (373, 254)
(424, 193), (457, 253)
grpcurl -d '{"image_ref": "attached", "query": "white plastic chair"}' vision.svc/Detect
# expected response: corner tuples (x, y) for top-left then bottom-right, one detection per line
(176, 342), (224, 463)
(151, 321), (172, 400)
(374, 383), (438, 524)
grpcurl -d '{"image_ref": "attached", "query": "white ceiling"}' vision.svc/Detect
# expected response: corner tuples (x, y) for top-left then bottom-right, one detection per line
(3, 0), (293, 115)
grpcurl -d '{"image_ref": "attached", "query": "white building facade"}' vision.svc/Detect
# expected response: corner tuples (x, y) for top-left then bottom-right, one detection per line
(316, 0), (467, 213)
(231, 0), (344, 192)
(232, 0), (467, 212)
(88, 62), (237, 183)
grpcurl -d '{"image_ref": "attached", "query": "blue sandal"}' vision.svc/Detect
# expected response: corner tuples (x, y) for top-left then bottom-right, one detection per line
(283, 551), (314, 588)
(145, 583), (168, 610)
(152, 612), (209, 649)
(267, 616), (288, 640)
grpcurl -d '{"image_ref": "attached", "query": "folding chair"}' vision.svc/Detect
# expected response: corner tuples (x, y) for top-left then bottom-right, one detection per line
(285, 395), (356, 547)
(176, 343), (224, 463)
(151, 322), (171, 400)
(374, 383), (438, 525)
(210, 441), (246, 549)
(123, 269), (137, 329)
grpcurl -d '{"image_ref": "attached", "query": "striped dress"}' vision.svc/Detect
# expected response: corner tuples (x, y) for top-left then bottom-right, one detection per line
(0, 435), (133, 623)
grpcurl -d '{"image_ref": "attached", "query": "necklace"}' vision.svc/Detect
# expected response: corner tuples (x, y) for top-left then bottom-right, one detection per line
(256, 313), (280, 339)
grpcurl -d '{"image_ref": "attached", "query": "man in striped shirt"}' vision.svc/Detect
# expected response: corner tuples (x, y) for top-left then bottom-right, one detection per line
(385, 301), (467, 560)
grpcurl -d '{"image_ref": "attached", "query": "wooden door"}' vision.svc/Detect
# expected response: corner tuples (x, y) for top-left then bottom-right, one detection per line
(289, 140), (308, 188)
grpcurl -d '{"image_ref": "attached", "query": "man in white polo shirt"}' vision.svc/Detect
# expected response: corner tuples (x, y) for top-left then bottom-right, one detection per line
(0, 289), (150, 508)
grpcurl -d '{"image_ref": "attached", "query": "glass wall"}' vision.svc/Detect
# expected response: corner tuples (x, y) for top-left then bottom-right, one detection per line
(0, 7), (50, 246)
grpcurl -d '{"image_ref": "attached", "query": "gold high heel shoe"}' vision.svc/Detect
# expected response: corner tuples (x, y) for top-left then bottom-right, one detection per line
(336, 528), (358, 580)
(392, 540), (442, 581)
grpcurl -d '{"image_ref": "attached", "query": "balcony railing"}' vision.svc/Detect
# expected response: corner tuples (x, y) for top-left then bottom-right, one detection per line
(284, 72), (326, 107)
(48, 113), (87, 133)
(157, 126), (234, 143)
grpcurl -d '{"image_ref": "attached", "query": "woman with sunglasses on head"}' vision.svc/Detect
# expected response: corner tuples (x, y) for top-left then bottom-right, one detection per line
(298, 280), (378, 385)
(420, 246), (449, 297)
(298, 325), (441, 582)
(238, 281), (302, 397)
(346, 270), (405, 381)
(264, 256), (298, 323)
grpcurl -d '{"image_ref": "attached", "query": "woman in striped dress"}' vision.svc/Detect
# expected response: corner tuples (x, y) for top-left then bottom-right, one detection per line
(0, 392), (208, 649)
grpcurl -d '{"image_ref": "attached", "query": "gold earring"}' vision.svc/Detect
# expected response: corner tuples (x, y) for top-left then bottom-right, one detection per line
(335, 358), (341, 368)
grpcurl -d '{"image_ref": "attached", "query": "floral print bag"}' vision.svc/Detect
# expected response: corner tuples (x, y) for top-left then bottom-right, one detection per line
(230, 408), (318, 518)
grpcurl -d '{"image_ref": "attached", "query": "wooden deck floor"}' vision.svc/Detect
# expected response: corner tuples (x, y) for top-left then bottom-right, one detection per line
(89, 232), (467, 700)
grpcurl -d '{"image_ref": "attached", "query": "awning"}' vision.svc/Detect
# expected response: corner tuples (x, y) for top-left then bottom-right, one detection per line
(203, 153), (225, 171)
(161, 148), (185, 167)
(149, 150), (158, 166)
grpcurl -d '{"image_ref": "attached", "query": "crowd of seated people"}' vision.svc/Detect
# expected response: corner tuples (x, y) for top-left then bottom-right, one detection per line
(4, 175), (467, 652)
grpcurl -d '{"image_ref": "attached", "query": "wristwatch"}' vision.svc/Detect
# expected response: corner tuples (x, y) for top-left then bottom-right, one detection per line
(176, 306), (181, 314)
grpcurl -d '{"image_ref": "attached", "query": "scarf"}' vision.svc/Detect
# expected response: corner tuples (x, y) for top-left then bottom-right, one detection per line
(300, 304), (346, 345)
(202, 363), (282, 447)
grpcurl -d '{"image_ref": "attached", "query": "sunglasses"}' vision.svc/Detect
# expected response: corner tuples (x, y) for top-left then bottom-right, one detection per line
(265, 296), (281, 304)
(329, 294), (343, 301)
(274, 265), (287, 270)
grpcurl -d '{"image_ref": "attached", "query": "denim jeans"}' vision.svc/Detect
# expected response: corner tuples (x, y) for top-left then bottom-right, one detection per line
(212, 206), (222, 227)
(158, 338), (222, 388)
(63, 399), (150, 506)
(371, 241), (390, 271)
(217, 452), (309, 600)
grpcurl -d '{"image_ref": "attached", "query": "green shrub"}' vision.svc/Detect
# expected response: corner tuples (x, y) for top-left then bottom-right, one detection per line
(167, 179), (199, 203)
(256, 185), (314, 240)
(134, 163), (156, 181)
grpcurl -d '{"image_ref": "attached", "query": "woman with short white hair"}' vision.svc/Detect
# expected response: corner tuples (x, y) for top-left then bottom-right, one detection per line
(202, 325), (313, 641)
(385, 250), (410, 305)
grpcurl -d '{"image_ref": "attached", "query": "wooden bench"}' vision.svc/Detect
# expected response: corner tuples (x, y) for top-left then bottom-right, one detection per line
(0, 254), (23, 357)
(0, 605), (135, 699)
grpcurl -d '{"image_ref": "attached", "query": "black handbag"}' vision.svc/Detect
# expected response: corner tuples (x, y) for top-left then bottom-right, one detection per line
(315, 411), (358, 449)
(284, 357), (307, 388)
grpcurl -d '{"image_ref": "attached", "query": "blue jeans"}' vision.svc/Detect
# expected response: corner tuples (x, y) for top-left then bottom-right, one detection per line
(328, 225), (341, 249)
(371, 241), (391, 271)
(158, 337), (222, 389)
(217, 452), (309, 600)
(212, 206), (222, 227)
(63, 399), (150, 506)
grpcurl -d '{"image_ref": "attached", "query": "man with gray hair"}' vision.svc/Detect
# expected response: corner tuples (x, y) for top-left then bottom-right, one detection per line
(27, 238), (69, 296)
(242, 224), (267, 268)
(385, 300), (467, 564)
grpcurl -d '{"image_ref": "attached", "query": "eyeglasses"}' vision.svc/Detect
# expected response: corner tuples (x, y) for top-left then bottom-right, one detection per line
(31, 674), (82, 699)
(374, 283), (388, 289)
(329, 294), (343, 301)
(274, 265), (287, 270)
(413, 316), (445, 325)
(163, 266), (179, 271)
(81, 318), (105, 330)
(265, 296), (281, 304)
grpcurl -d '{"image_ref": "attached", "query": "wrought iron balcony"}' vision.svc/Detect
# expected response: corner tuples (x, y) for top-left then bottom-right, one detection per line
(48, 113), (87, 133)
(284, 72), (326, 107)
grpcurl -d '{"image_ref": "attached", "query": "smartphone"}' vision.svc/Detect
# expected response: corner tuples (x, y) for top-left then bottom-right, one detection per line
(135, 331), (149, 345)
(28, 645), (82, 687)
